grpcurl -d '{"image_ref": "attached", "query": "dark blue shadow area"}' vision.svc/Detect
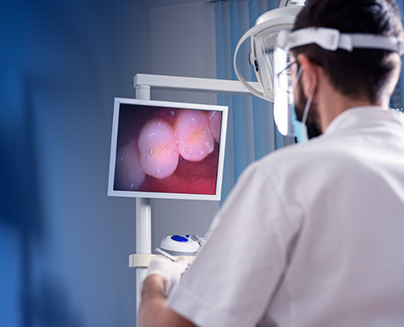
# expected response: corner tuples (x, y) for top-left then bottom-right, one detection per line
(0, 79), (43, 233)
(0, 70), (84, 327)
(0, 0), (149, 326)
(22, 274), (85, 327)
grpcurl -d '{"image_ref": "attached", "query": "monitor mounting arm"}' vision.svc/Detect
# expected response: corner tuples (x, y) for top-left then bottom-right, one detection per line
(132, 73), (260, 316)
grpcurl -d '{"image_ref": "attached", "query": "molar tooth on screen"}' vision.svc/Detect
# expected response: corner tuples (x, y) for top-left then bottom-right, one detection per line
(115, 139), (146, 189)
(174, 110), (214, 162)
(138, 118), (179, 179)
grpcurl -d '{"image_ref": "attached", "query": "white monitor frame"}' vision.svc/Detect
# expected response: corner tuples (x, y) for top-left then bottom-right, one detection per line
(108, 97), (228, 201)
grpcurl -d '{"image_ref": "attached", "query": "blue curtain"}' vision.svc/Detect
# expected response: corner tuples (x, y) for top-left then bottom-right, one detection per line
(396, 0), (404, 112)
(215, 0), (293, 203)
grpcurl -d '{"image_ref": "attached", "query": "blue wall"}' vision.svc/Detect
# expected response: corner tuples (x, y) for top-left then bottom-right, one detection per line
(0, 0), (150, 326)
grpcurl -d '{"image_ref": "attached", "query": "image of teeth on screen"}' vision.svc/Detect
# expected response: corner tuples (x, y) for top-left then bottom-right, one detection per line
(111, 100), (224, 198)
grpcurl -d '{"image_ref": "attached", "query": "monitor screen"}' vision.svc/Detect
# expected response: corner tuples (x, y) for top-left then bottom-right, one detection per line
(108, 98), (228, 201)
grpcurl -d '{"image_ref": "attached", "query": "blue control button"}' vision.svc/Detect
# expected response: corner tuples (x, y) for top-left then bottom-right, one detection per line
(171, 235), (188, 242)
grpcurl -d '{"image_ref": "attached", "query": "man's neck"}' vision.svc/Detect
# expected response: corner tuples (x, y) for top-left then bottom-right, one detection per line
(317, 81), (385, 132)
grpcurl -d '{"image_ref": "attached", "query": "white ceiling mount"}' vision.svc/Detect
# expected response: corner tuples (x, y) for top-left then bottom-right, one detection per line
(254, 5), (303, 30)
(279, 0), (306, 8)
(233, 5), (304, 102)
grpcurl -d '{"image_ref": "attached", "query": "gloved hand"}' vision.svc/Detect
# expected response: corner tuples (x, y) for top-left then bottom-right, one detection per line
(146, 256), (190, 296)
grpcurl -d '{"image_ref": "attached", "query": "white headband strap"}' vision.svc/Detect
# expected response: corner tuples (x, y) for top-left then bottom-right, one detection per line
(278, 27), (404, 55)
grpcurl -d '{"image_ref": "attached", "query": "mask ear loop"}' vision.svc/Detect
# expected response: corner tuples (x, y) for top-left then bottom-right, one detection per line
(292, 64), (304, 92)
(301, 72), (317, 127)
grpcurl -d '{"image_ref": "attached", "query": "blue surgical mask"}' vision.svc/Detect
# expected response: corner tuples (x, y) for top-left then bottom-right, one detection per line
(291, 107), (309, 143)
(293, 71), (316, 143)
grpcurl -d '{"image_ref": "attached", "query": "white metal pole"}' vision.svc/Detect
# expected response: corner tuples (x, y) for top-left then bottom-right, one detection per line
(135, 85), (152, 319)
(134, 74), (261, 96)
(136, 85), (151, 101)
(135, 198), (151, 314)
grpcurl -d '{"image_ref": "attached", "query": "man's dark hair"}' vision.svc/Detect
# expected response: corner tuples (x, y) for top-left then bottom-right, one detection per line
(291, 0), (403, 104)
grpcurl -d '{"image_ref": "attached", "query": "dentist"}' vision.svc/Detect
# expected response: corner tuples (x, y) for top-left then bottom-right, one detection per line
(139, 1), (404, 326)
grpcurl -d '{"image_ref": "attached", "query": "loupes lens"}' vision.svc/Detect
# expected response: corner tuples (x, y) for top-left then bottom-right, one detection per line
(277, 60), (299, 94)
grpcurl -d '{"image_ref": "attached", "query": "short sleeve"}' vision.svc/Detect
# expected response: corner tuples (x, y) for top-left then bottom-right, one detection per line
(167, 161), (302, 327)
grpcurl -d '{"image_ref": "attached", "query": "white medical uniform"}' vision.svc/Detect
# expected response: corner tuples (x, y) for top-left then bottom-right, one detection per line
(168, 106), (404, 327)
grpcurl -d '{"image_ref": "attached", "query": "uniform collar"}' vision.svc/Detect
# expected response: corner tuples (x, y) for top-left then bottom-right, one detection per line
(324, 106), (404, 135)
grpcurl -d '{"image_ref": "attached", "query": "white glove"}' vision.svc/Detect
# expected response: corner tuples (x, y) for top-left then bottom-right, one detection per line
(146, 256), (189, 296)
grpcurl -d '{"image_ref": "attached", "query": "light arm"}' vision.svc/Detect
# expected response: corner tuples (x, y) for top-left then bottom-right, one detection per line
(138, 275), (197, 327)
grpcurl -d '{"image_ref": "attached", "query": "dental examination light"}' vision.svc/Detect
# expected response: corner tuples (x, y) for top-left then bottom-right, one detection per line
(233, 1), (304, 136)
(233, 2), (304, 102)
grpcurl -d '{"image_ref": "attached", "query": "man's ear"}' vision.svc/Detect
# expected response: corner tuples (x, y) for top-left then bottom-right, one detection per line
(297, 54), (318, 97)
